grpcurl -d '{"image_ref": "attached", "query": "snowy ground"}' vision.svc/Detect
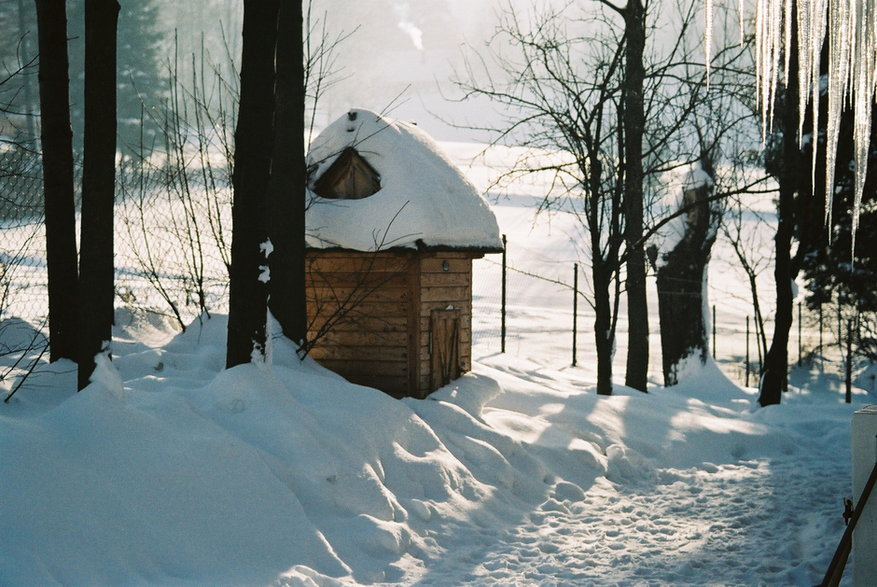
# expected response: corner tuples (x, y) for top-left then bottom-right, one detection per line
(1, 141), (873, 586)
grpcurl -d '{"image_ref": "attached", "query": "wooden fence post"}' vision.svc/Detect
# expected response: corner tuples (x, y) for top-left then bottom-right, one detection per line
(847, 319), (853, 404)
(798, 302), (803, 365)
(572, 263), (578, 367)
(745, 315), (750, 387)
(501, 234), (507, 354)
(712, 305), (716, 360)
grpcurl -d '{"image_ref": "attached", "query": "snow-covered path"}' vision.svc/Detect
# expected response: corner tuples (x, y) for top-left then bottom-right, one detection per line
(396, 353), (854, 586)
(425, 456), (846, 586)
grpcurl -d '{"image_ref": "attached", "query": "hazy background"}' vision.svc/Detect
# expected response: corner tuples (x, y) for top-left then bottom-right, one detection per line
(158, 0), (513, 141)
(2, 0), (722, 145)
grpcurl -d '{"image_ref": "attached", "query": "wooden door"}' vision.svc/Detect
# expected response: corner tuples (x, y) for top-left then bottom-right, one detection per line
(430, 308), (461, 390)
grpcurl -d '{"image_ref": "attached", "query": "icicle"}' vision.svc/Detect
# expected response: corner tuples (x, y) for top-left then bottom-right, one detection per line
(824, 0), (853, 235)
(783, 0), (793, 86)
(750, 0), (874, 251)
(755, 0), (784, 140)
(738, 0), (746, 46)
(796, 0), (810, 141)
(850, 0), (876, 257)
(805, 0), (827, 191)
(705, 0), (713, 85)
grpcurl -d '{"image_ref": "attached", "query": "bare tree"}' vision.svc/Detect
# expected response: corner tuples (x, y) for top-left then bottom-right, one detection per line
(226, 0), (278, 367)
(457, 0), (746, 394)
(455, 3), (632, 394)
(619, 0), (649, 392)
(758, 17), (824, 406)
(654, 152), (718, 385)
(267, 0), (307, 345)
(720, 196), (772, 372)
(77, 0), (119, 390)
(35, 0), (78, 362)
(107, 2), (343, 341)
(650, 13), (772, 386)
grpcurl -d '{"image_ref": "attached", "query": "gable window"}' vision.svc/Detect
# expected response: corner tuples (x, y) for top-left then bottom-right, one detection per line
(313, 147), (381, 200)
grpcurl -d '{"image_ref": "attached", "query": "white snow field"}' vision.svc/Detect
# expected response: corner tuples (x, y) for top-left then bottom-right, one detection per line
(0, 141), (872, 586)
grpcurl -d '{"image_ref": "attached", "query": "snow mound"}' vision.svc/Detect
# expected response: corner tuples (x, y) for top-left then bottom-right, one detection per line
(1, 140), (870, 586)
(306, 108), (503, 252)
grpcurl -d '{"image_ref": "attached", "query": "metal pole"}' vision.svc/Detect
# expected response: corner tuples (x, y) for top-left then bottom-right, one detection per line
(846, 319), (853, 404)
(755, 321), (767, 377)
(745, 315), (750, 387)
(712, 305), (717, 360)
(501, 234), (507, 354)
(798, 302), (803, 366)
(819, 303), (824, 368)
(572, 263), (578, 367)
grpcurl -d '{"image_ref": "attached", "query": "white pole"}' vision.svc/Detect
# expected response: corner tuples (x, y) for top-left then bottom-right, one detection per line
(852, 405), (877, 587)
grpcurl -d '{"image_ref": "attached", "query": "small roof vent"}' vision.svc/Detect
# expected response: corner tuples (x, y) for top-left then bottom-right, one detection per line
(312, 147), (381, 200)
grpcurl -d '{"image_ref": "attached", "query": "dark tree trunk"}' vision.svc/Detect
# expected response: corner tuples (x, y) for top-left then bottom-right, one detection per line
(593, 260), (614, 396)
(77, 0), (119, 390)
(267, 0), (307, 346)
(226, 0), (279, 368)
(623, 0), (649, 392)
(656, 167), (717, 386)
(760, 238), (793, 406)
(35, 0), (79, 363)
(759, 17), (804, 407)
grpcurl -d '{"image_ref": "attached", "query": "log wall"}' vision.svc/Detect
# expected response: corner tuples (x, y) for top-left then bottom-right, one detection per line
(305, 250), (477, 398)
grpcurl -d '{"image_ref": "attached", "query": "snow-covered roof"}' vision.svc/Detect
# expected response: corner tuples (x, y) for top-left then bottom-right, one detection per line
(305, 109), (503, 253)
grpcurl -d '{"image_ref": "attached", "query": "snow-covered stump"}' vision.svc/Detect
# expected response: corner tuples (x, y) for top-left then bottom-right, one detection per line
(852, 405), (877, 587)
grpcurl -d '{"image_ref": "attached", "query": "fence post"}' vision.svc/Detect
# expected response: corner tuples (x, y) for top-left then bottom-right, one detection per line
(852, 407), (877, 587)
(745, 315), (750, 388)
(501, 234), (507, 354)
(847, 319), (853, 404)
(572, 263), (578, 367)
(819, 303), (824, 368)
(756, 316), (763, 373)
(798, 302), (803, 366)
(712, 305), (716, 360)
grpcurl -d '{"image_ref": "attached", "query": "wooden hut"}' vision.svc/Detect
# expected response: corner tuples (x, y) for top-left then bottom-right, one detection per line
(305, 109), (503, 398)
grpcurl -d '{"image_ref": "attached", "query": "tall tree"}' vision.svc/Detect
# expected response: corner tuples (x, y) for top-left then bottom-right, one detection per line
(226, 0), (279, 367)
(758, 21), (823, 406)
(267, 0), (307, 345)
(621, 0), (649, 392)
(655, 155), (718, 386)
(77, 0), (119, 389)
(34, 0), (78, 362)
(455, 0), (722, 394)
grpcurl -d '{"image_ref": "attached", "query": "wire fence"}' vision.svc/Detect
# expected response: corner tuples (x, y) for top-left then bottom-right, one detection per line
(0, 151), (233, 333)
(1, 145), (870, 397)
(1, 144), (51, 324)
(472, 234), (870, 395)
